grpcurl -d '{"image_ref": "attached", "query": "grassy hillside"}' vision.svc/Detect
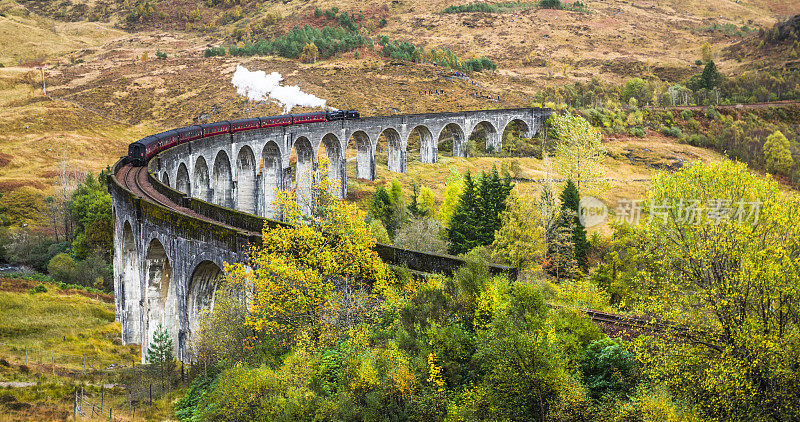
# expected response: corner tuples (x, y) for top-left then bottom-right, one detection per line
(0, 0), (795, 191)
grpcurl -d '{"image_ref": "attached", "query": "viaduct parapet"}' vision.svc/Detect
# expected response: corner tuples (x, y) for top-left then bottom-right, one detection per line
(110, 107), (551, 362)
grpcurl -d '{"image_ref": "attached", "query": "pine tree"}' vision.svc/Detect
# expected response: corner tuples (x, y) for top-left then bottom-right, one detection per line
(701, 61), (721, 90)
(447, 169), (514, 255)
(557, 180), (588, 270)
(370, 187), (394, 236)
(407, 183), (427, 217)
(447, 172), (479, 254)
(147, 323), (175, 388)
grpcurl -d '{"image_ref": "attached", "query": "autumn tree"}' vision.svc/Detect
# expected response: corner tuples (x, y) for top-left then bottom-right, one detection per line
(224, 167), (395, 347)
(763, 130), (794, 175)
(701, 41), (714, 63)
(550, 113), (608, 196)
(490, 194), (545, 272)
(634, 161), (800, 420)
(369, 180), (405, 237)
(300, 42), (319, 63)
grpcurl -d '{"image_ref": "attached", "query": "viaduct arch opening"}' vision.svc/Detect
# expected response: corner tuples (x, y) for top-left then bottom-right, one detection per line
(193, 156), (210, 202)
(236, 146), (257, 214)
(186, 260), (223, 345)
(380, 128), (403, 173)
(212, 150), (233, 208)
(347, 130), (373, 181)
(176, 163), (190, 196)
(438, 123), (466, 158)
(292, 137), (315, 215)
(409, 125), (436, 164)
(144, 238), (176, 354)
(261, 141), (282, 219)
(120, 221), (140, 344)
(318, 133), (343, 198)
(469, 121), (499, 153)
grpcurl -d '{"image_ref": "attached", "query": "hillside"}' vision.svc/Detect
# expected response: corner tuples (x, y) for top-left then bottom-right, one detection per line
(0, 0), (797, 191)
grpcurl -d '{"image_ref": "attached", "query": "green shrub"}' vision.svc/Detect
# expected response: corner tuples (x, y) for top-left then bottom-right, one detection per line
(47, 253), (75, 283)
(378, 17), (387, 27)
(28, 284), (47, 294)
(580, 338), (637, 400)
(204, 46), (226, 57)
(680, 109), (692, 120)
(155, 50), (167, 59)
(629, 126), (646, 137)
(661, 126), (683, 138)
(538, 0), (562, 9)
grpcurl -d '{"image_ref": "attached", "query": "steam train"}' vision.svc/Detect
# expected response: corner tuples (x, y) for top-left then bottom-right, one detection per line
(127, 110), (360, 166)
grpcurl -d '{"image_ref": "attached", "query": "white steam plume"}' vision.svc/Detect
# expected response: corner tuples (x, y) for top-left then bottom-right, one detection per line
(231, 65), (330, 113)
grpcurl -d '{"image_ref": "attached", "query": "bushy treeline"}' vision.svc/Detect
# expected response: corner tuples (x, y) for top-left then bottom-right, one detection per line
(441, 1), (534, 14)
(0, 172), (114, 291)
(575, 103), (800, 186)
(535, 63), (800, 108)
(378, 36), (497, 72)
(440, 0), (586, 13)
(224, 25), (371, 59)
(203, 20), (497, 72)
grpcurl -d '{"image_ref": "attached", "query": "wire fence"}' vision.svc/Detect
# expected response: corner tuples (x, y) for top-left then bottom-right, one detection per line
(0, 341), (141, 376)
(1, 342), (198, 421)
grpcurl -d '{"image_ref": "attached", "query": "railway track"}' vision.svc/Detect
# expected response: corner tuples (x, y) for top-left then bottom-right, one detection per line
(114, 164), (260, 236)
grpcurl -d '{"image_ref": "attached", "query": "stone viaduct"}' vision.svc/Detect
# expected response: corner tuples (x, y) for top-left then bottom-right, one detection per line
(110, 107), (551, 362)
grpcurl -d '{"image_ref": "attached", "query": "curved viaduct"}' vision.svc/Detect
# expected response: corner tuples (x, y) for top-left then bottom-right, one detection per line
(110, 107), (551, 362)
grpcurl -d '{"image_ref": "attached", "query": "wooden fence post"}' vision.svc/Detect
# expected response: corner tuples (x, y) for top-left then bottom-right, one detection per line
(83, 354), (86, 374)
(73, 388), (78, 420)
(51, 352), (55, 375)
(24, 347), (28, 367)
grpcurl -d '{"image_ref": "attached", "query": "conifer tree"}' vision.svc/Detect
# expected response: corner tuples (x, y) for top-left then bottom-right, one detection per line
(147, 323), (175, 388)
(557, 180), (588, 269)
(447, 168), (513, 255)
(447, 172), (480, 254)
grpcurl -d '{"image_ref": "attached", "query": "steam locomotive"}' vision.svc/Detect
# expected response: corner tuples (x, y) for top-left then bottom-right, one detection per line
(127, 110), (360, 166)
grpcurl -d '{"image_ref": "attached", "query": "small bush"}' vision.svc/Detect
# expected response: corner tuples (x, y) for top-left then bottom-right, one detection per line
(378, 17), (387, 28)
(155, 50), (167, 59)
(203, 46), (226, 57)
(629, 126), (646, 137)
(538, 0), (562, 9)
(29, 284), (47, 294)
(661, 126), (683, 138)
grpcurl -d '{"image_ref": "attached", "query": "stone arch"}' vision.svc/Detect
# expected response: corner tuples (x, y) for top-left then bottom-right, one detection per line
(318, 133), (344, 198)
(261, 141), (282, 219)
(292, 137), (315, 215)
(236, 146), (257, 214)
(503, 118), (531, 139)
(193, 156), (210, 202)
(176, 162), (190, 196)
(347, 130), (374, 180)
(437, 123), (466, 158)
(186, 260), (223, 344)
(380, 128), (404, 173)
(144, 237), (177, 355)
(469, 121), (499, 153)
(212, 150), (233, 208)
(409, 125), (436, 164)
(120, 221), (139, 344)
(162, 172), (170, 187)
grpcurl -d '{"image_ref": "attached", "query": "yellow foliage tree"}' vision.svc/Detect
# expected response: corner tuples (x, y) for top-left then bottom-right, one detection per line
(550, 113), (609, 196)
(633, 161), (800, 420)
(224, 161), (396, 347)
(490, 194), (545, 272)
